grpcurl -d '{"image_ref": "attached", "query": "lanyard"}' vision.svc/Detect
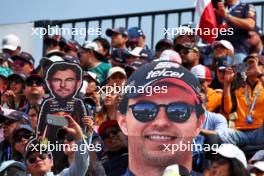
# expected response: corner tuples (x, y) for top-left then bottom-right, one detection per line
(245, 85), (262, 114)
(227, 1), (240, 13)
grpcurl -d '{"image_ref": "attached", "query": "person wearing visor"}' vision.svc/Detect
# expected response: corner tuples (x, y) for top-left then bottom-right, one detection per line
(117, 61), (205, 175)
(0, 160), (26, 176)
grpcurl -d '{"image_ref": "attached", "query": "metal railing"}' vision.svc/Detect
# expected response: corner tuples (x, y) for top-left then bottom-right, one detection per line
(34, 1), (264, 50)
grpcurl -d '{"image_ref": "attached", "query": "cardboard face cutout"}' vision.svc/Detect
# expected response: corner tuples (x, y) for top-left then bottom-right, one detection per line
(36, 62), (87, 141)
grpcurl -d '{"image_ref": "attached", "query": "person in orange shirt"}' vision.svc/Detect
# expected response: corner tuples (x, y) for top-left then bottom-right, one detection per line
(223, 54), (264, 130)
(191, 64), (222, 112)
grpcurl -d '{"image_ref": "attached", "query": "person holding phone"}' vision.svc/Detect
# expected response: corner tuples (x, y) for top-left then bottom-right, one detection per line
(223, 54), (264, 131)
(215, 0), (256, 63)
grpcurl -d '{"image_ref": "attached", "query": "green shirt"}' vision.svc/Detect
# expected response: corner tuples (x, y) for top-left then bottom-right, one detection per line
(88, 62), (112, 84)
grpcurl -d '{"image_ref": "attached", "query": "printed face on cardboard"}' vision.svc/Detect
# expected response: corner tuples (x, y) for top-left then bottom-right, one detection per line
(45, 62), (83, 99)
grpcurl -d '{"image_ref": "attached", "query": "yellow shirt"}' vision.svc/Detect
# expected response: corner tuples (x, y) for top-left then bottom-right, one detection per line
(224, 81), (264, 130)
(206, 88), (222, 112)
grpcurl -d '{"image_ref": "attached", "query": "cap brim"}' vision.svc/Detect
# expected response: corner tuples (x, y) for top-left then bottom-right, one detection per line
(3, 45), (17, 51)
(106, 29), (119, 36)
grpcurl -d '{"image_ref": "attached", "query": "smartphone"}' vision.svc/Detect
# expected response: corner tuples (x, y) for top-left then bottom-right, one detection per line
(233, 63), (249, 73)
(46, 114), (68, 126)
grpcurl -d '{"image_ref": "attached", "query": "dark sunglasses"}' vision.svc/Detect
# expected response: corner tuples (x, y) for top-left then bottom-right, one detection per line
(3, 120), (16, 126)
(14, 60), (26, 67)
(27, 153), (49, 164)
(129, 101), (203, 123)
(64, 134), (76, 142)
(13, 133), (33, 144)
(102, 126), (120, 139)
(26, 79), (44, 87)
(9, 79), (23, 85)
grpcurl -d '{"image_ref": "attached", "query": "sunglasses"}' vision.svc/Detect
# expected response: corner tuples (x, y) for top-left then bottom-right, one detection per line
(27, 153), (49, 164)
(3, 120), (16, 126)
(129, 101), (203, 123)
(9, 79), (23, 85)
(64, 134), (76, 142)
(102, 126), (120, 139)
(13, 133), (33, 144)
(26, 79), (44, 87)
(14, 60), (26, 67)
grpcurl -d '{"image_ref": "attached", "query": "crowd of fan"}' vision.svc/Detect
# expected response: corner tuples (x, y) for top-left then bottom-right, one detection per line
(0, 1), (264, 175)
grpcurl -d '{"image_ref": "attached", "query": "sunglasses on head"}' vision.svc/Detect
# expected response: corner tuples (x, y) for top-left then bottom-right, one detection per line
(27, 153), (49, 165)
(129, 101), (203, 123)
(102, 126), (120, 139)
(13, 133), (33, 144)
(26, 79), (44, 87)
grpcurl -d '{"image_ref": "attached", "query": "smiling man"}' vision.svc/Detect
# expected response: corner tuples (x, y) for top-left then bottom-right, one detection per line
(117, 61), (205, 176)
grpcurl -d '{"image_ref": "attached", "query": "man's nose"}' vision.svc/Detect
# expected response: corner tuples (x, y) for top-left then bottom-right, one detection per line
(151, 107), (171, 129)
(60, 81), (66, 88)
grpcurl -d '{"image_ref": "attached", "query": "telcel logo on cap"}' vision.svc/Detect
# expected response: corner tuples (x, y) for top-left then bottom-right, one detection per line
(146, 69), (184, 79)
(154, 62), (180, 70)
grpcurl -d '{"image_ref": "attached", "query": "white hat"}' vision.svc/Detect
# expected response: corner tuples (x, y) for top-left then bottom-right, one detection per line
(212, 40), (234, 54)
(84, 71), (99, 84)
(216, 144), (247, 168)
(158, 50), (182, 64)
(250, 150), (264, 162)
(248, 161), (264, 172)
(2, 34), (21, 51)
(128, 47), (143, 57)
(82, 41), (100, 52)
(107, 66), (127, 79)
(40, 55), (64, 66)
(191, 64), (212, 80)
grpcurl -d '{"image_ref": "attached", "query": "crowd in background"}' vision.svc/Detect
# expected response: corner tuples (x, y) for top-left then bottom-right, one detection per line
(0, 0), (264, 175)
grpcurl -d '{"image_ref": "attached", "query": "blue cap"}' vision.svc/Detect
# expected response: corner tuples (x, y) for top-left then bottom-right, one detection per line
(128, 27), (145, 41)
(216, 56), (234, 70)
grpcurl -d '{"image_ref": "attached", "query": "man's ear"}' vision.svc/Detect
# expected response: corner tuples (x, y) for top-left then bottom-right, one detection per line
(117, 111), (128, 136)
(195, 114), (205, 136)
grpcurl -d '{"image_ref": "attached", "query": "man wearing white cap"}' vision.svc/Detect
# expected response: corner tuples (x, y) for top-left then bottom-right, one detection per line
(248, 161), (264, 176)
(2, 34), (21, 57)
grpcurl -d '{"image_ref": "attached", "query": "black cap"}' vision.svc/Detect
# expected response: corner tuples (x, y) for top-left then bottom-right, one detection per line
(8, 73), (26, 82)
(0, 110), (30, 124)
(11, 52), (35, 65)
(25, 74), (44, 86)
(155, 39), (173, 51)
(44, 35), (66, 48)
(122, 61), (201, 99)
(111, 49), (130, 64)
(244, 54), (264, 65)
(25, 139), (52, 160)
(106, 27), (128, 37)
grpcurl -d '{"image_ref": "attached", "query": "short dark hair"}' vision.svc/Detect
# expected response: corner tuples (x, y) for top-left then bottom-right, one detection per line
(93, 37), (110, 56)
(46, 62), (82, 81)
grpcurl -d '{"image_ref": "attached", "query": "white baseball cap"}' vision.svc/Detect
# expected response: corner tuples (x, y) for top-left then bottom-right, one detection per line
(191, 64), (212, 80)
(248, 161), (264, 172)
(157, 50), (182, 64)
(128, 47), (143, 57)
(2, 34), (21, 51)
(40, 55), (64, 66)
(212, 40), (234, 54)
(250, 150), (264, 163)
(107, 66), (127, 79)
(216, 144), (247, 168)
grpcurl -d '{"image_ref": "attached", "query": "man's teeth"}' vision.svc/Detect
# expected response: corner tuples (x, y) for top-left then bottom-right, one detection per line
(148, 135), (172, 140)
